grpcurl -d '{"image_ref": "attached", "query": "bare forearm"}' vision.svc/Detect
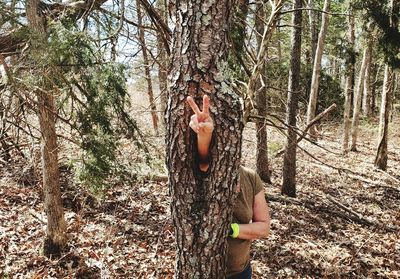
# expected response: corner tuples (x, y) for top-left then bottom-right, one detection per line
(237, 222), (270, 240)
(197, 134), (212, 171)
(198, 134), (212, 159)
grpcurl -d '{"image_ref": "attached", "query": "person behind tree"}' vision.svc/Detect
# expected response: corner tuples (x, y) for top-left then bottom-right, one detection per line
(187, 95), (271, 279)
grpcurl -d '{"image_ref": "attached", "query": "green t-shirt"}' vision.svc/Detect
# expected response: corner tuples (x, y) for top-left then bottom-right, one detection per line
(227, 166), (265, 277)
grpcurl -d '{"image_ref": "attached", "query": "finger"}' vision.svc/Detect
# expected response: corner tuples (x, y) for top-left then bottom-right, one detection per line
(187, 96), (201, 115)
(202, 95), (210, 115)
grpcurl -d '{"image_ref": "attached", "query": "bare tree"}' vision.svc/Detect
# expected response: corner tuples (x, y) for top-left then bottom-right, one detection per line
(137, 0), (159, 134)
(156, 0), (168, 122)
(362, 37), (374, 117)
(255, 2), (271, 183)
(166, 0), (243, 277)
(374, 65), (394, 170)
(342, 8), (355, 152)
(282, 0), (302, 197)
(306, 0), (331, 139)
(308, 0), (318, 64)
(243, 0), (284, 123)
(350, 43), (370, 151)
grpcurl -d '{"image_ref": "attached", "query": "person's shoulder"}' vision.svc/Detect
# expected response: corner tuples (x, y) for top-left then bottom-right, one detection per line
(239, 165), (256, 177)
(239, 165), (264, 194)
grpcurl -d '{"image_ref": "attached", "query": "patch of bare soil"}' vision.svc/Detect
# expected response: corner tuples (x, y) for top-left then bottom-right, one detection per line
(1, 117), (399, 278)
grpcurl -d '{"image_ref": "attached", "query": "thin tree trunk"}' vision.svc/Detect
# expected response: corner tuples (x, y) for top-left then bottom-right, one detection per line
(255, 2), (271, 183)
(342, 8), (355, 152)
(362, 38), (373, 116)
(26, 0), (67, 256)
(306, 0), (331, 139)
(156, 0), (168, 123)
(137, 0), (159, 135)
(350, 45), (369, 151)
(282, 0), (302, 198)
(371, 63), (381, 116)
(276, 19), (282, 61)
(308, 0), (318, 64)
(0, 55), (11, 162)
(374, 65), (394, 170)
(166, 1), (243, 277)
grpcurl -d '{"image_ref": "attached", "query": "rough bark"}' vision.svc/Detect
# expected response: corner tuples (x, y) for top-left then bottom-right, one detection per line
(362, 38), (373, 117)
(156, 0), (168, 123)
(282, 0), (302, 197)
(166, 1), (243, 278)
(374, 65), (394, 170)
(342, 8), (355, 152)
(26, 0), (67, 256)
(137, 0), (159, 135)
(306, 0), (330, 139)
(255, 2), (271, 183)
(350, 45), (369, 151)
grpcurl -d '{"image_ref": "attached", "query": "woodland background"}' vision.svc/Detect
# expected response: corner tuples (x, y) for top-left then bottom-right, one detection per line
(0, 0), (399, 278)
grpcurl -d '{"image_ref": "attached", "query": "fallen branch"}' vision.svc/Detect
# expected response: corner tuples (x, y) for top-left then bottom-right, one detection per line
(346, 173), (400, 193)
(266, 193), (397, 232)
(299, 157), (400, 194)
(275, 103), (337, 157)
(326, 195), (366, 221)
(374, 168), (400, 184)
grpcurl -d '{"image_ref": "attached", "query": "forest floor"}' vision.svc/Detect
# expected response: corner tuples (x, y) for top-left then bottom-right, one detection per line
(1, 115), (400, 279)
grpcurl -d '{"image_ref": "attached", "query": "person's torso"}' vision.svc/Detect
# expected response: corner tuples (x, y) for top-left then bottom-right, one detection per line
(227, 166), (258, 276)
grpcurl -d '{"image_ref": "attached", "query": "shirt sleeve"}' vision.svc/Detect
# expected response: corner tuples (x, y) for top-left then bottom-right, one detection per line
(253, 171), (264, 195)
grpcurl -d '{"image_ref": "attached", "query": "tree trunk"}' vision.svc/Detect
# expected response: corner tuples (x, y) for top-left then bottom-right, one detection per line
(276, 19), (282, 61)
(26, 0), (67, 256)
(308, 0), (318, 64)
(331, 57), (338, 79)
(374, 65), (394, 170)
(282, 0), (302, 198)
(255, 2), (271, 183)
(137, 0), (159, 135)
(156, 0), (168, 123)
(362, 38), (373, 117)
(306, 0), (331, 139)
(371, 63), (380, 116)
(342, 8), (355, 152)
(166, 1), (243, 278)
(350, 45), (369, 151)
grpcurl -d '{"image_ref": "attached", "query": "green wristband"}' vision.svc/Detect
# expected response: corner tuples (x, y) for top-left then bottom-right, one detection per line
(230, 223), (240, 238)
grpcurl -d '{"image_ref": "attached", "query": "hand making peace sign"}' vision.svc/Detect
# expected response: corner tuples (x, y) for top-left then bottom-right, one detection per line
(187, 95), (214, 135)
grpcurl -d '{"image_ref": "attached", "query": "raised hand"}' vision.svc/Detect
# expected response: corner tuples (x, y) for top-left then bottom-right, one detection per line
(187, 95), (214, 170)
(187, 95), (214, 135)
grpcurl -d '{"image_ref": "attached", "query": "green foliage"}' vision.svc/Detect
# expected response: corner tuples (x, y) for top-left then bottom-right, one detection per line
(354, 0), (400, 69)
(44, 21), (144, 191)
(268, 141), (283, 155)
